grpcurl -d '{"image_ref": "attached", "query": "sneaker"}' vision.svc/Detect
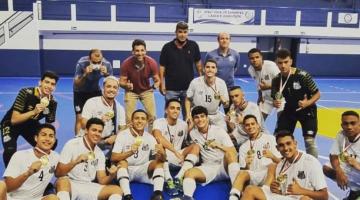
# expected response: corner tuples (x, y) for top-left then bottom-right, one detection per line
(173, 177), (183, 194)
(165, 179), (179, 196)
(123, 194), (134, 200)
(150, 190), (164, 200)
(180, 195), (195, 200)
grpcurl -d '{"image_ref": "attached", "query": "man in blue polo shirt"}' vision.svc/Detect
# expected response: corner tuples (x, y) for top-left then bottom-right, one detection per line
(205, 32), (241, 113)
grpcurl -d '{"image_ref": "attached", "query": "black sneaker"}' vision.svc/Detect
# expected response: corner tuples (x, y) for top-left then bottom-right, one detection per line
(123, 194), (134, 200)
(150, 190), (164, 200)
(180, 195), (195, 200)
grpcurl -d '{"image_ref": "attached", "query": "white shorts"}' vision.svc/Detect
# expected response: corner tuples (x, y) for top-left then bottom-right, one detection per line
(195, 162), (229, 185)
(70, 180), (104, 200)
(248, 169), (267, 186)
(166, 149), (185, 167)
(208, 112), (227, 131)
(128, 161), (153, 184)
(259, 99), (284, 115)
(261, 185), (301, 200)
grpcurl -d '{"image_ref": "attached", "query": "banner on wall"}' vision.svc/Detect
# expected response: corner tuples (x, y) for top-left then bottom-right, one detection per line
(338, 13), (358, 24)
(193, 8), (255, 25)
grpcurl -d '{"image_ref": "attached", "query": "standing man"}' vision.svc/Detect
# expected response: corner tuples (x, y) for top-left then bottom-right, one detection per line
(241, 130), (328, 200)
(3, 123), (59, 200)
(55, 118), (122, 200)
(111, 109), (166, 200)
(180, 106), (239, 200)
(81, 76), (126, 151)
(119, 39), (160, 128)
(205, 32), (241, 113)
(247, 48), (284, 120)
(1, 71), (59, 167)
(185, 59), (229, 130)
(271, 49), (320, 158)
(323, 110), (360, 200)
(159, 21), (202, 119)
(73, 49), (113, 135)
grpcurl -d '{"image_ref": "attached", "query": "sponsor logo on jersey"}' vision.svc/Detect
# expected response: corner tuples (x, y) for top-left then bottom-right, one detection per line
(293, 82), (301, 90)
(178, 130), (184, 137)
(297, 170), (306, 179)
(142, 144), (150, 151)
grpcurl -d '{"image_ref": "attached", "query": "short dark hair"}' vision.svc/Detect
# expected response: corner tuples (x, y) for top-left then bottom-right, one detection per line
(191, 106), (208, 118)
(131, 109), (148, 120)
(36, 123), (56, 136)
(276, 49), (292, 59)
(243, 114), (258, 124)
(41, 71), (59, 83)
(132, 39), (146, 50)
(165, 98), (181, 109)
(229, 85), (242, 92)
(88, 49), (102, 57)
(86, 118), (105, 129)
(247, 48), (262, 57)
(176, 21), (188, 31)
(204, 58), (217, 68)
(342, 110), (359, 119)
(275, 130), (294, 142)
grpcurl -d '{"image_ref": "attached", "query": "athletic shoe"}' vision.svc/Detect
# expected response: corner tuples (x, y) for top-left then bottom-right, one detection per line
(150, 190), (164, 200)
(123, 194), (134, 200)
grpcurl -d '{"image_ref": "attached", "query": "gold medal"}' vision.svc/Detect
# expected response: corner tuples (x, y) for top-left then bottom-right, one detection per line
(214, 93), (221, 100)
(247, 149), (255, 156)
(40, 97), (49, 107)
(87, 151), (95, 161)
(39, 155), (49, 168)
(274, 92), (283, 100)
(106, 110), (114, 119)
(339, 151), (349, 162)
(134, 136), (143, 146)
(276, 173), (287, 184)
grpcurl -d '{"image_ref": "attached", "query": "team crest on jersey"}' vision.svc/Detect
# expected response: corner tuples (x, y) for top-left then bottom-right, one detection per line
(264, 75), (270, 80)
(90, 159), (99, 166)
(142, 144), (150, 151)
(293, 82), (301, 90)
(49, 165), (56, 174)
(178, 130), (184, 137)
(297, 171), (306, 179)
(228, 56), (234, 62)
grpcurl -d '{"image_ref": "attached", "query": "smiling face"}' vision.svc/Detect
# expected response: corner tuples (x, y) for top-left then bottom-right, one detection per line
(132, 111), (148, 133)
(85, 124), (103, 146)
(276, 135), (298, 160)
(165, 101), (181, 121)
(39, 77), (56, 96)
(193, 113), (209, 132)
(243, 117), (260, 139)
(132, 44), (146, 62)
(204, 61), (217, 79)
(103, 79), (119, 100)
(35, 128), (56, 152)
(341, 115), (360, 139)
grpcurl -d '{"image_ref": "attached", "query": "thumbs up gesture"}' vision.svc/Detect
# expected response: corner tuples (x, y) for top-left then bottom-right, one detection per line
(287, 178), (303, 195)
(298, 94), (309, 110)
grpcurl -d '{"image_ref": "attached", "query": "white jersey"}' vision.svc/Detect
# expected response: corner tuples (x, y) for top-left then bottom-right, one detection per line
(187, 76), (229, 115)
(190, 125), (233, 164)
(59, 137), (105, 183)
(248, 60), (279, 102)
(329, 131), (360, 190)
(229, 101), (266, 144)
(112, 128), (157, 166)
(153, 118), (188, 152)
(82, 96), (126, 138)
(275, 153), (327, 196)
(239, 133), (281, 171)
(4, 149), (59, 199)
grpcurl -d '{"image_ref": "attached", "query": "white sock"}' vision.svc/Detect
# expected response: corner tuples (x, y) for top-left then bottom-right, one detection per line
(163, 162), (173, 181)
(229, 188), (241, 200)
(57, 191), (70, 200)
(152, 168), (164, 192)
(228, 162), (240, 184)
(183, 177), (196, 197)
(175, 154), (197, 179)
(117, 168), (131, 195)
(109, 194), (123, 200)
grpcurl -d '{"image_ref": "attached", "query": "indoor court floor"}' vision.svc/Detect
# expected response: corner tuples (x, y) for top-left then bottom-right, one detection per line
(1, 76), (359, 200)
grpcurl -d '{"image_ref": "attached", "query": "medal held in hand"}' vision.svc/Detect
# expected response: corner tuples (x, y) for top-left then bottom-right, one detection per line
(276, 173), (288, 195)
(39, 155), (49, 168)
(105, 110), (115, 119)
(134, 136), (143, 146)
(339, 151), (349, 163)
(87, 151), (96, 161)
(274, 92), (283, 100)
(41, 97), (50, 115)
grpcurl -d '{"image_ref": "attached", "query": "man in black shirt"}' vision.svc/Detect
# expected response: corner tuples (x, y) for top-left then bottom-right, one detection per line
(271, 49), (320, 158)
(1, 71), (59, 166)
(159, 21), (202, 119)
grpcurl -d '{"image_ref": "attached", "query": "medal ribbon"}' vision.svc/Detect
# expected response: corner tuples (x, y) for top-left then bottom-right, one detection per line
(84, 136), (95, 152)
(279, 151), (300, 175)
(35, 146), (49, 156)
(279, 69), (291, 94)
(166, 124), (176, 144)
(204, 77), (218, 96)
(342, 134), (360, 153)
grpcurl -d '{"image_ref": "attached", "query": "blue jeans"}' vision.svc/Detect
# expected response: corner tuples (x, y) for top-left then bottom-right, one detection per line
(165, 90), (187, 120)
